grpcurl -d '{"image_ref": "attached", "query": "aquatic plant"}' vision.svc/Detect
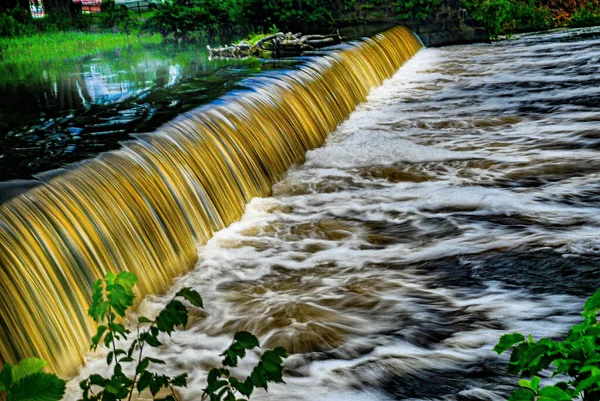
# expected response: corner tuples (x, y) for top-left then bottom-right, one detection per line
(496, 288), (600, 401)
(79, 271), (287, 401)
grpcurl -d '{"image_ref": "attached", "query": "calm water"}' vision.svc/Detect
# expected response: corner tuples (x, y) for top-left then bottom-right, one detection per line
(0, 43), (293, 183)
(69, 27), (600, 400)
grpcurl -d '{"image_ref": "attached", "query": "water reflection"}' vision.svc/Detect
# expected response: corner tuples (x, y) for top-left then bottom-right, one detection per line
(0, 43), (291, 181)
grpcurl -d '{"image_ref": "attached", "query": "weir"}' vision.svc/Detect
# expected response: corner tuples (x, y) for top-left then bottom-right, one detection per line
(0, 26), (421, 375)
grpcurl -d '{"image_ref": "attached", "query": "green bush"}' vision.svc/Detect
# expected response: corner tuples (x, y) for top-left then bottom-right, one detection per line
(569, 4), (600, 27)
(147, 0), (230, 40)
(465, 0), (550, 38)
(225, 0), (333, 32)
(496, 288), (600, 401)
(396, 0), (444, 20)
(146, 0), (334, 40)
(0, 7), (36, 37)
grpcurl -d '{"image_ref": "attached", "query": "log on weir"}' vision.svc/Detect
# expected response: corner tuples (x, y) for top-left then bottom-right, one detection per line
(207, 31), (347, 59)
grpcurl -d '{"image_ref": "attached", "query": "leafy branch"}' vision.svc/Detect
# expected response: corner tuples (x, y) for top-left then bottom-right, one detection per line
(496, 288), (600, 401)
(202, 331), (287, 401)
(79, 271), (288, 401)
(80, 271), (203, 401)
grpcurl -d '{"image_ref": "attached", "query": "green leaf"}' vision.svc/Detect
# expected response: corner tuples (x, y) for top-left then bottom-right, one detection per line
(11, 358), (47, 383)
(524, 344), (550, 369)
(136, 358), (150, 375)
(171, 373), (187, 387)
(0, 363), (12, 391)
(508, 343), (529, 375)
(495, 333), (526, 354)
(88, 279), (106, 321)
(90, 325), (107, 351)
(229, 377), (253, 397)
(127, 339), (139, 358)
(260, 347), (287, 379)
(583, 288), (600, 316)
(250, 366), (269, 390)
(137, 371), (152, 392)
(519, 379), (535, 392)
(141, 332), (161, 347)
(6, 372), (66, 401)
(156, 300), (188, 335)
(109, 323), (128, 338)
(176, 288), (204, 308)
(107, 283), (135, 317)
(234, 332), (260, 350)
(114, 271), (138, 288)
(138, 316), (153, 324)
(149, 374), (167, 396)
(507, 388), (535, 401)
(576, 374), (600, 392)
(578, 366), (600, 375)
(88, 374), (106, 387)
(538, 386), (572, 401)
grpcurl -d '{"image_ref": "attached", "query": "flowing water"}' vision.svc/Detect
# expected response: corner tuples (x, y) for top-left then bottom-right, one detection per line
(0, 27), (421, 375)
(66, 27), (600, 400)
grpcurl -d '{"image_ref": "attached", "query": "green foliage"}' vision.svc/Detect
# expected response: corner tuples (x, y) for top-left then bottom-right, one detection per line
(98, 4), (136, 34)
(496, 288), (600, 401)
(146, 0), (230, 40)
(203, 332), (287, 401)
(81, 271), (287, 401)
(146, 0), (334, 40)
(0, 358), (66, 401)
(464, 0), (550, 38)
(396, 0), (443, 20)
(569, 3), (600, 27)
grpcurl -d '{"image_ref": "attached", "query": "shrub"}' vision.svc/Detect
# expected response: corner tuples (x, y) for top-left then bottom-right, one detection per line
(569, 4), (600, 27)
(466, 0), (550, 38)
(396, 0), (444, 20)
(496, 288), (600, 401)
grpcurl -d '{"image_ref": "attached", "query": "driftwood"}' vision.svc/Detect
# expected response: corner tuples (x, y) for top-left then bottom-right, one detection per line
(207, 31), (348, 59)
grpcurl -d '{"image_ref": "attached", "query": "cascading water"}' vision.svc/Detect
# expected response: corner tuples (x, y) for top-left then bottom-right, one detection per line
(0, 26), (422, 375)
(65, 27), (600, 401)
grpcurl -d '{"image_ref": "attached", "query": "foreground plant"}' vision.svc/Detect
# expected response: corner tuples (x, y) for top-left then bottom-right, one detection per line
(79, 271), (286, 401)
(495, 288), (600, 401)
(203, 333), (286, 401)
(0, 357), (66, 401)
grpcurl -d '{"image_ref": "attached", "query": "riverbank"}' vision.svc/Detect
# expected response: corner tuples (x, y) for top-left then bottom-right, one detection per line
(0, 32), (162, 64)
(2, 0), (600, 48)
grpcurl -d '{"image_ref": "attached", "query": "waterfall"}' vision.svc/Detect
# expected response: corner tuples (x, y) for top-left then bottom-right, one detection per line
(0, 26), (421, 375)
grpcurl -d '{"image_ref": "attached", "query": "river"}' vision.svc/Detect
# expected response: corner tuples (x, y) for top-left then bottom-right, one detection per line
(0, 42), (293, 184)
(60, 26), (600, 400)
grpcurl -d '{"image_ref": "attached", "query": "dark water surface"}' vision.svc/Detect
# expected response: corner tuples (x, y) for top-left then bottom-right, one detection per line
(0, 43), (293, 183)
(68, 27), (600, 400)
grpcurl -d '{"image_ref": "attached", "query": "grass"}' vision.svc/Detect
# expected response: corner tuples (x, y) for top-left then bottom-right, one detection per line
(0, 32), (163, 64)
